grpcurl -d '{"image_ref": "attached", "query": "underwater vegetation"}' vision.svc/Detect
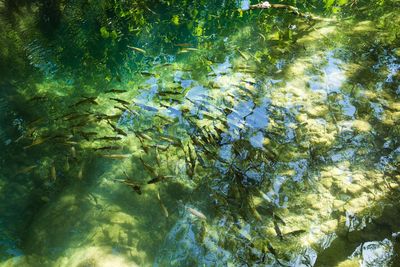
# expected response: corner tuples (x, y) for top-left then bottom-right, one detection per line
(0, 0), (400, 266)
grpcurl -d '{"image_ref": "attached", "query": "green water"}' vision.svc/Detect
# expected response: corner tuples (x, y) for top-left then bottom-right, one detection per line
(0, 0), (399, 266)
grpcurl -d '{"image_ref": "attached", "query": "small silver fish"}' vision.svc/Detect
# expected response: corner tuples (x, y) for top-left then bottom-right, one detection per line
(50, 166), (57, 181)
(78, 162), (84, 179)
(101, 154), (131, 159)
(64, 156), (70, 171)
(157, 191), (169, 218)
(71, 146), (77, 158)
(127, 45), (146, 54)
(16, 165), (37, 175)
(187, 207), (206, 220)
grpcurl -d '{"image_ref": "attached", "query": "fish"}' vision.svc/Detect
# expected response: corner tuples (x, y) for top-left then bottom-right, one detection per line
(189, 135), (204, 148)
(94, 146), (122, 151)
(237, 68), (257, 73)
(78, 162), (84, 179)
(70, 121), (90, 128)
(71, 146), (77, 159)
(187, 143), (196, 165)
(196, 154), (207, 168)
(134, 131), (152, 142)
(114, 178), (141, 194)
(121, 104), (139, 116)
(241, 79), (257, 85)
(49, 133), (72, 140)
(114, 105), (127, 113)
(137, 103), (158, 112)
(197, 93), (215, 101)
(150, 144), (169, 151)
(147, 175), (173, 184)
(105, 89), (127, 94)
(70, 96), (98, 107)
(107, 121), (127, 136)
(144, 4), (157, 14)
(234, 84), (256, 97)
(50, 166), (57, 181)
(90, 111), (109, 119)
(178, 48), (199, 53)
(139, 158), (157, 176)
(140, 71), (154, 76)
(64, 141), (79, 145)
(175, 43), (192, 47)
(155, 114), (175, 123)
(273, 213), (286, 226)
(23, 137), (49, 149)
(78, 131), (97, 140)
(127, 45), (146, 54)
(100, 154), (131, 159)
(95, 136), (122, 141)
(157, 191), (169, 218)
(154, 146), (161, 166)
(136, 137), (149, 154)
(73, 114), (98, 126)
(126, 182), (142, 194)
(208, 81), (221, 89)
(200, 128), (215, 143)
(185, 144), (196, 179)
(266, 243), (277, 256)
(139, 132), (152, 141)
(159, 135), (182, 147)
(198, 220), (207, 244)
(15, 127), (37, 142)
(236, 49), (249, 60)
(185, 98), (211, 109)
(88, 193), (99, 205)
(109, 97), (130, 106)
(273, 220), (283, 240)
(284, 229), (306, 237)
(64, 113), (91, 121)
(156, 63), (173, 67)
(159, 101), (173, 108)
(166, 98), (182, 105)
(64, 156), (70, 171)
(27, 117), (44, 126)
(257, 189), (273, 203)
(121, 171), (142, 194)
(187, 207), (207, 220)
(28, 95), (47, 102)
(158, 90), (183, 96)
(250, 204), (262, 221)
(177, 49), (190, 54)
(266, 243), (284, 266)
(185, 162), (194, 179)
(101, 114), (122, 121)
(16, 165), (37, 175)
(56, 112), (78, 120)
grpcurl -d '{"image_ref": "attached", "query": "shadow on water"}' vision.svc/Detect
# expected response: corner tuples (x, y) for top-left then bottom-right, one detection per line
(314, 200), (400, 267)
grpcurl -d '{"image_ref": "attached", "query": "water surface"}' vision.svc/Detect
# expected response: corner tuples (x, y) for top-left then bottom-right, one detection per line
(0, 0), (399, 266)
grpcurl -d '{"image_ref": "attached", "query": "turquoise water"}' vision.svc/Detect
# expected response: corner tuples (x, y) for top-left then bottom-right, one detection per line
(0, 0), (400, 266)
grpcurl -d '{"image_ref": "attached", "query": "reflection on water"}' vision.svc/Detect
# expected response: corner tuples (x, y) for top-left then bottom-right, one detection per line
(351, 239), (394, 267)
(1, 0), (400, 266)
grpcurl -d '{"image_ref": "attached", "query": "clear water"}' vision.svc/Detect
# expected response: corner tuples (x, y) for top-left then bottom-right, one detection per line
(0, 0), (400, 266)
